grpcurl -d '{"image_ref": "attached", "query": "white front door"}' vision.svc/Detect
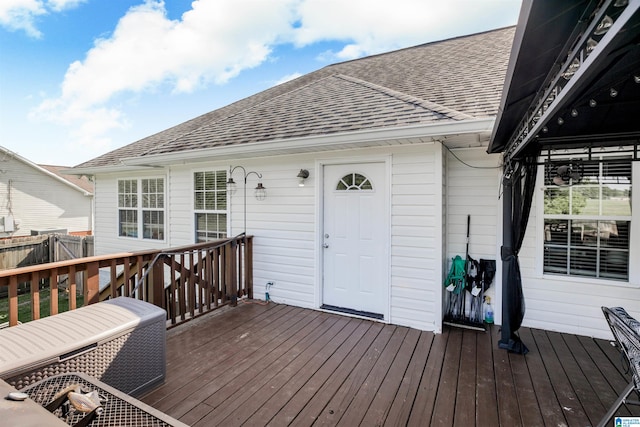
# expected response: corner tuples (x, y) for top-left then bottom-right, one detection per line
(322, 162), (388, 319)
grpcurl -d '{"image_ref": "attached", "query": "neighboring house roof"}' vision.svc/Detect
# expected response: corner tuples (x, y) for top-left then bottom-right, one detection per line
(39, 165), (94, 193)
(75, 27), (515, 170)
(0, 146), (93, 196)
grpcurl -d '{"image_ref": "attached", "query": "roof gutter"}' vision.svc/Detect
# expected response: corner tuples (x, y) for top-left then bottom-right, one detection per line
(131, 118), (493, 167)
(68, 118), (494, 174)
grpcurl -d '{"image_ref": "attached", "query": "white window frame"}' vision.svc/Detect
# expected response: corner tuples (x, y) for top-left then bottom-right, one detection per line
(117, 177), (166, 241)
(193, 170), (228, 242)
(535, 156), (639, 286)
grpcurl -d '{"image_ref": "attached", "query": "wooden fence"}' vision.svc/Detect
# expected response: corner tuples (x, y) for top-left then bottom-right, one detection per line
(0, 234), (94, 299)
(0, 235), (253, 329)
(0, 234), (94, 269)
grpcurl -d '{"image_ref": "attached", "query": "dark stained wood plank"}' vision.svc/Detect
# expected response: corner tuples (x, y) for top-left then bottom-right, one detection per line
(531, 329), (590, 426)
(167, 308), (328, 421)
(244, 319), (372, 426)
(138, 303), (640, 427)
(180, 403), (213, 427)
(406, 329), (450, 427)
(475, 325), (498, 427)
(383, 331), (434, 427)
(594, 333), (640, 417)
(517, 327), (567, 426)
(565, 333), (624, 423)
(337, 327), (411, 426)
(224, 317), (364, 426)
(144, 305), (312, 409)
(430, 327), (462, 426)
(491, 325), (520, 426)
(548, 331), (603, 424)
(142, 303), (289, 404)
(269, 322), (383, 426)
(293, 323), (395, 425)
(195, 315), (349, 426)
(577, 335), (634, 419)
(508, 344), (544, 427)
(359, 328), (422, 426)
(166, 300), (280, 353)
(453, 329), (476, 427)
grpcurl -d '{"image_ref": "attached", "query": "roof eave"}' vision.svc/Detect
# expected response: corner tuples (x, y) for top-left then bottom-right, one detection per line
(116, 118), (495, 168)
(0, 146), (93, 196)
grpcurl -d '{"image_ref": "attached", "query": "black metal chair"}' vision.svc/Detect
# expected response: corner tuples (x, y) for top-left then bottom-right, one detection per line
(598, 307), (640, 427)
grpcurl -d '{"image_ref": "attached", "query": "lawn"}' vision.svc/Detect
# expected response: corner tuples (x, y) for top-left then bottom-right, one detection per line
(0, 287), (84, 325)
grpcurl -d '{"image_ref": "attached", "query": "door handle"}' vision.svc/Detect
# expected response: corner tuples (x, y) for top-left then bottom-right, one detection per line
(323, 243), (329, 248)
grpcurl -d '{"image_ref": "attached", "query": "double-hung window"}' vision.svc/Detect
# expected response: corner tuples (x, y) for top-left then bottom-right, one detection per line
(118, 178), (165, 240)
(194, 171), (227, 242)
(542, 158), (631, 281)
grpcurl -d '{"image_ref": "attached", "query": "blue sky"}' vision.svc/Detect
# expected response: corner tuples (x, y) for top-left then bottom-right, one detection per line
(0, 0), (521, 166)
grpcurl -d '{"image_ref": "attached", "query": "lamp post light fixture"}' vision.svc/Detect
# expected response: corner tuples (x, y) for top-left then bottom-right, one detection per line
(227, 165), (265, 234)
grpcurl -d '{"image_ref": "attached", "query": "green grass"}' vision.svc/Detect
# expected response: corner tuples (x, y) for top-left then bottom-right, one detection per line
(581, 198), (631, 216)
(0, 288), (84, 325)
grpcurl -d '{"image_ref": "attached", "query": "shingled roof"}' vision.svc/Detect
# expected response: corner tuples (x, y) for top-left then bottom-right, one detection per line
(76, 27), (515, 169)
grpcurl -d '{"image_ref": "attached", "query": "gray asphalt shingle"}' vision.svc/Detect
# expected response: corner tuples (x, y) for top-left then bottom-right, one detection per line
(75, 27), (514, 168)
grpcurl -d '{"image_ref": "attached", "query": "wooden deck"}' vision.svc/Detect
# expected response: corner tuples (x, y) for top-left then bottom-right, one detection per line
(141, 302), (640, 426)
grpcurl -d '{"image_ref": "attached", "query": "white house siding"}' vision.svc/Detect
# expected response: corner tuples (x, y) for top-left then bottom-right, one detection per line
(93, 170), (173, 255)
(390, 144), (442, 331)
(91, 142), (446, 332)
(517, 163), (640, 340)
(227, 157), (317, 309)
(0, 156), (92, 237)
(445, 147), (502, 322)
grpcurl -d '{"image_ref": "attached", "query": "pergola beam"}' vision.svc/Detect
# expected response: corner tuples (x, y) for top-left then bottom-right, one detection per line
(504, 0), (640, 163)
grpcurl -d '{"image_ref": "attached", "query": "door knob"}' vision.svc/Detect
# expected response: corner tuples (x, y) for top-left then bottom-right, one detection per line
(323, 243), (329, 248)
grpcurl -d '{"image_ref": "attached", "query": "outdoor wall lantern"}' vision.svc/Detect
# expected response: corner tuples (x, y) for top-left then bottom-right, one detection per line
(297, 169), (310, 187)
(255, 182), (267, 200)
(227, 165), (266, 234)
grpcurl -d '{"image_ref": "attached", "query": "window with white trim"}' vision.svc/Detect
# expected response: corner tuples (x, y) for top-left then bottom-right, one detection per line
(543, 158), (631, 281)
(118, 178), (165, 240)
(194, 171), (227, 242)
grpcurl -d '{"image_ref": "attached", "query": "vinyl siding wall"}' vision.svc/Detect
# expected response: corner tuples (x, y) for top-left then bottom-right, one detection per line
(92, 146), (640, 339)
(0, 157), (92, 237)
(92, 143), (443, 332)
(517, 162), (640, 339)
(93, 170), (173, 255)
(390, 144), (442, 331)
(445, 148), (503, 323)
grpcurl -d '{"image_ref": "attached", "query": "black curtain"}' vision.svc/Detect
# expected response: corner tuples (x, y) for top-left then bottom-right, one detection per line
(499, 155), (538, 354)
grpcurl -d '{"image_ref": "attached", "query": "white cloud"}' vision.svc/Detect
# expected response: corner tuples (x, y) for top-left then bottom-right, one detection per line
(31, 0), (520, 154)
(47, 0), (85, 12)
(274, 72), (303, 86)
(0, 0), (85, 37)
(291, 0), (520, 60)
(0, 0), (46, 37)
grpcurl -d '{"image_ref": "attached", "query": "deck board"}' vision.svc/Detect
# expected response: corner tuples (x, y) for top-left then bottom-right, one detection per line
(139, 301), (640, 426)
(518, 327), (567, 426)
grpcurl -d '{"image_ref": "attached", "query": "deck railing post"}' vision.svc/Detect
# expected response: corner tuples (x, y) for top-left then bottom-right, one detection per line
(226, 239), (238, 306)
(149, 255), (165, 309)
(31, 271), (40, 320)
(0, 238), (253, 328)
(86, 262), (100, 305)
(245, 236), (253, 299)
(9, 275), (18, 326)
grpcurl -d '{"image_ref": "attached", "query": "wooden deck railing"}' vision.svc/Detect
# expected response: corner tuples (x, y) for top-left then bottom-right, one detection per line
(0, 235), (253, 328)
